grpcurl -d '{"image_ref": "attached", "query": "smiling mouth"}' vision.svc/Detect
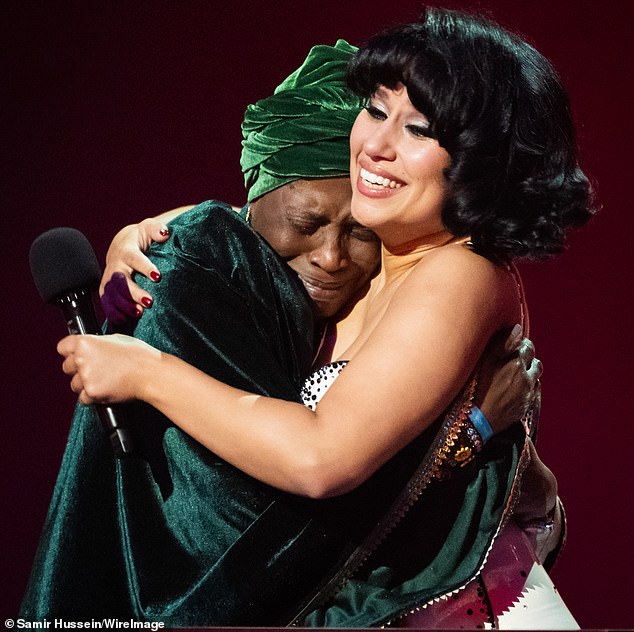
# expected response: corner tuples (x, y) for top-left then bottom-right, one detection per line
(359, 167), (402, 190)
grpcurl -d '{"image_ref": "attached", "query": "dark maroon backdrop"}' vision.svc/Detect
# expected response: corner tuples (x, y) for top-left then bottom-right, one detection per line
(3, 1), (632, 628)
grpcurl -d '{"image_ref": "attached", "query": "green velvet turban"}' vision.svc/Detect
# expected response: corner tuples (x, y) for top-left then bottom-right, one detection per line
(241, 39), (364, 202)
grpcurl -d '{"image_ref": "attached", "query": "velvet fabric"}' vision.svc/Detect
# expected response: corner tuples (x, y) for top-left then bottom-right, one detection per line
(21, 202), (526, 626)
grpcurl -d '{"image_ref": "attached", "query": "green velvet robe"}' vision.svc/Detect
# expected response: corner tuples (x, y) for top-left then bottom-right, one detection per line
(21, 202), (525, 627)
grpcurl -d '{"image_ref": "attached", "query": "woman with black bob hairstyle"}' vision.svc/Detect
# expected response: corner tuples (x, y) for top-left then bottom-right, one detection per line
(55, 7), (594, 629)
(347, 8), (595, 262)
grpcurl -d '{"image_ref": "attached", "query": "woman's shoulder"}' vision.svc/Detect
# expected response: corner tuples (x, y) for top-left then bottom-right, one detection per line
(169, 200), (241, 228)
(414, 242), (506, 289)
(397, 243), (519, 325)
(167, 200), (263, 254)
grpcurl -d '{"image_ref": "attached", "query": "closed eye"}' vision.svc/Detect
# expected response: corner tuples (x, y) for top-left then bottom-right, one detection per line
(288, 220), (320, 235)
(349, 224), (380, 242)
(406, 123), (433, 139)
(364, 105), (387, 121)
(285, 210), (326, 235)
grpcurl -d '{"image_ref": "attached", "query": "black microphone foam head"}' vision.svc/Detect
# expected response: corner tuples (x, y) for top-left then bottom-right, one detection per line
(29, 227), (101, 303)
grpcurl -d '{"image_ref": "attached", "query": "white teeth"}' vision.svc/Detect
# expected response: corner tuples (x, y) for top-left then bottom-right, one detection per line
(360, 167), (401, 189)
(361, 168), (378, 183)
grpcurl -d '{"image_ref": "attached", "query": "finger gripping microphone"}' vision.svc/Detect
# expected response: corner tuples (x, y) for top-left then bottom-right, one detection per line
(29, 227), (134, 457)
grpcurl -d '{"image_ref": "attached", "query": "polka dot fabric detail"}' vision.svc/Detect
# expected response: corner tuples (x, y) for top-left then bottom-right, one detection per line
(300, 361), (349, 410)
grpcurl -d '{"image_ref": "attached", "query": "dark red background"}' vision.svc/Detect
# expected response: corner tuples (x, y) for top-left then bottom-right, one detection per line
(3, 1), (632, 628)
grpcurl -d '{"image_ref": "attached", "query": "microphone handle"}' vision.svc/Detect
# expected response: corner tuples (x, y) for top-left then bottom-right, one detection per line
(58, 290), (134, 457)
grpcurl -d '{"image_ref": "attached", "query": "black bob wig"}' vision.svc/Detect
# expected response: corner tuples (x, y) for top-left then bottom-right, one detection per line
(347, 8), (596, 261)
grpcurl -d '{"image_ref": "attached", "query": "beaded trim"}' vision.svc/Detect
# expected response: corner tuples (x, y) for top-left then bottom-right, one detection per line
(427, 377), (483, 476)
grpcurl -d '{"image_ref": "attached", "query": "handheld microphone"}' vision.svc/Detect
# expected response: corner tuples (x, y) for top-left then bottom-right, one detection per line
(29, 227), (134, 457)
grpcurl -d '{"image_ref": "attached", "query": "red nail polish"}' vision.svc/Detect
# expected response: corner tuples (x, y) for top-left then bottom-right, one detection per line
(159, 228), (170, 236)
(150, 271), (161, 282)
(135, 308), (142, 318)
(141, 297), (153, 308)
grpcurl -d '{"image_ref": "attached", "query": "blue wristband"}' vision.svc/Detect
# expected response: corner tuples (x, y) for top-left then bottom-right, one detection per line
(469, 406), (493, 443)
